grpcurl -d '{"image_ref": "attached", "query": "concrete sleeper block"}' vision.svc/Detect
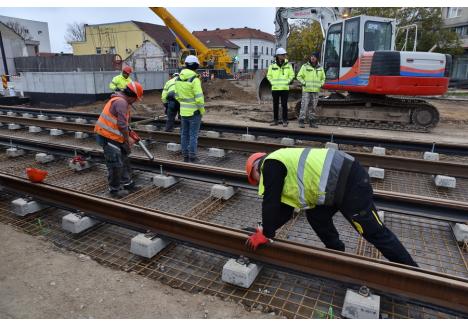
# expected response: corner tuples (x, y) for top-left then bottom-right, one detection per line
(144, 125), (156, 131)
(342, 288), (380, 319)
(74, 132), (89, 139)
(206, 131), (221, 138)
(68, 159), (92, 171)
(11, 198), (48, 217)
(153, 175), (178, 188)
(211, 184), (235, 200)
(74, 118), (88, 124)
(130, 234), (171, 258)
(37, 114), (48, 120)
(241, 134), (256, 141)
(166, 143), (181, 152)
(281, 137), (295, 146)
(434, 175), (456, 189)
(372, 146), (386, 156)
(368, 167), (385, 179)
(423, 152), (439, 161)
(8, 123), (21, 130)
(6, 148), (25, 157)
(28, 126), (42, 133)
(6, 111), (17, 117)
(55, 116), (67, 122)
(222, 258), (262, 288)
(325, 142), (338, 150)
(35, 153), (55, 164)
(208, 148), (226, 158)
(22, 113), (33, 118)
(62, 213), (98, 233)
(50, 129), (64, 136)
(453, 223), (468, 242)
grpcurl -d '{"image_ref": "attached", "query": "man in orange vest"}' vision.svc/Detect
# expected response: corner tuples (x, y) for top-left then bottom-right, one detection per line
(94, 81), (144, 198)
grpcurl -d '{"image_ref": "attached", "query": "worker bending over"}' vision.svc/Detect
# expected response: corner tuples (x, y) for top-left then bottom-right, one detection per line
(175, 55), (205, 163)
(245, 148), (418, 267)
(296, 52), (325, 128)
(266, 48), (295, 127)
(109, 66), (133, 92)
(94, 81), (144, 198)
(161, 72), (180, 132)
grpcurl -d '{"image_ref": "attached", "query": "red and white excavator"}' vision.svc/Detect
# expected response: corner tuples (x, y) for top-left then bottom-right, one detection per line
(258, 8), (451, 131)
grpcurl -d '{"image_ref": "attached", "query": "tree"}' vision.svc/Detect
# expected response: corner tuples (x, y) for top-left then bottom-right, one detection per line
(65, 22), (86, 43)
(5, 21), (32, 40)
(351, 7), (463, 55)
(287, 20), (323, 63)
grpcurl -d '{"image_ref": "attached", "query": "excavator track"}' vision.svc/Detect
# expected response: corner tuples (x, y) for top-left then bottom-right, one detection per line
(294, 95), (440, 133)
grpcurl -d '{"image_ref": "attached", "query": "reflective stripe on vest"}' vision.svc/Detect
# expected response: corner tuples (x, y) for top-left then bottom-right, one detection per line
(258, 148), (334, 209)
(94, 97), (129, 143)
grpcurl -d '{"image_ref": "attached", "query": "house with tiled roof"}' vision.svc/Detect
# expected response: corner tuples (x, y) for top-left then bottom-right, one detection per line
(193, 27), (275, 71)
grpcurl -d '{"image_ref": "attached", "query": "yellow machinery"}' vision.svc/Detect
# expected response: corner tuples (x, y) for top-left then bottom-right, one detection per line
(150, 7), (232, 75)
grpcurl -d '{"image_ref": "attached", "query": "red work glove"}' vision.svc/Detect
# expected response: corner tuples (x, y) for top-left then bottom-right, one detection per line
(245, 226), (269, 251)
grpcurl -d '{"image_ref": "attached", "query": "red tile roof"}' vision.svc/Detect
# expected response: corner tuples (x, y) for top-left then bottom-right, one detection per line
(132, 21), (177, 54)
(192, 31), (239, 49)
(193, 27), (275, 43)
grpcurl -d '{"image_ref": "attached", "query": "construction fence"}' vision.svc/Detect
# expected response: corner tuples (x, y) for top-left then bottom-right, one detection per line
(14, 54), (117, 73)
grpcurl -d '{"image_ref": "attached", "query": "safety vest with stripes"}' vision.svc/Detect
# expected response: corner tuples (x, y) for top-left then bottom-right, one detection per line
(296, 62), (325, 93)
(94, 97), (130, 143)
(266, 60), (295, 91)
(174, 68), (205, 117)
(109, 74), (132, 92)
(161, 77), (177, 103)
(258, 148), (354, 209)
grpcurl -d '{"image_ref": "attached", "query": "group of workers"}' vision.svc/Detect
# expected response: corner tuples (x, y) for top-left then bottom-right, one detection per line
(93, 54), (418, 268)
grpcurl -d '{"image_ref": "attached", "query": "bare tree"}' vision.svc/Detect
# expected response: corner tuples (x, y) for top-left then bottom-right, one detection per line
(5, 21), (32, 40)
(65, 22), (86, 43)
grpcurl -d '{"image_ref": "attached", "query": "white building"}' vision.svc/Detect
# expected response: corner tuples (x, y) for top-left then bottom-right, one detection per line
(0, 15), (51, 53)
(442, 7), (468, 81)
(193, 27), (275, 72)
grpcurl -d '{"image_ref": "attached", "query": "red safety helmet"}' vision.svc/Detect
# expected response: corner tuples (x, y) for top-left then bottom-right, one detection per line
(245, 152), (266, 185)
(127, 81), (144, 100)
(26, 167), (48, 183)
(122, 66), (133, 74)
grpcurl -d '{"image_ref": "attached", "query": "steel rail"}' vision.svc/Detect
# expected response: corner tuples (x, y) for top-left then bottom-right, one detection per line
(1, 115), (468, 179)
(0, 172), (467, 314)
(0, 134), (467, 223)
(1, 105), (467, 156)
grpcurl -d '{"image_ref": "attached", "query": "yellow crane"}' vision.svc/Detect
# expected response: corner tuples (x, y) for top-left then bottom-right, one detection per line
(150, 7), (232, 75)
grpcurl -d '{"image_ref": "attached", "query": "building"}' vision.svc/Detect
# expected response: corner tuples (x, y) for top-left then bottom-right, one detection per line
(193, 27), (275, 71)
(442, 7), (468, 82)
(70, 21), (179, 71)
(0, 22), (32, 75)
(0, 15), (51, 53)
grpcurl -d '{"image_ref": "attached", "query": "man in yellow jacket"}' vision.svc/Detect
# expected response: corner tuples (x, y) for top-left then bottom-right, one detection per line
(244, 148), (418, 267)
(161, 72), (180, 132)
(175, 55), (205, 163)
(266, 48), (295, 127)
(296, 52), (325, 128)
(109, 66), (133, 92)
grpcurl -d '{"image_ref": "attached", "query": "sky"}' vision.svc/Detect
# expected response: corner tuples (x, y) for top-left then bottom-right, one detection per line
(0, 7), (276, 53)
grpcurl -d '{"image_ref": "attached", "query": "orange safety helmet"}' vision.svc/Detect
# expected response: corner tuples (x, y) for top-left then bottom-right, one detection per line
(26, 167), (48, 183)
(245, 152), (266, 185)
(126, 81), (144, 100)
(122, 66), (133, 74)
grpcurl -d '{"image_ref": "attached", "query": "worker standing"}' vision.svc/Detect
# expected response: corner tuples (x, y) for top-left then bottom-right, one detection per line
(244, 148), (418, 267)
(175, 55), (205, 163)
(296, 52), (325, 128)
(161, 72), (180, 132)
(95, 81), (144, 198)
(266, 48), (295, 127)
(109, 66), (133, 92)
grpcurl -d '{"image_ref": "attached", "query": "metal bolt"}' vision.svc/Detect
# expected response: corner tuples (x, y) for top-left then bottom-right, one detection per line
(358, 285), (370, 297)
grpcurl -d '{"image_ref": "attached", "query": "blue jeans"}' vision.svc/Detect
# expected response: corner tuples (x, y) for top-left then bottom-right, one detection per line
(180, 112), (202, 159)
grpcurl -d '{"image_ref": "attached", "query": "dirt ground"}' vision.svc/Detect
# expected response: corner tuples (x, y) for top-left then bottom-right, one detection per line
(0, 223), (276, 319)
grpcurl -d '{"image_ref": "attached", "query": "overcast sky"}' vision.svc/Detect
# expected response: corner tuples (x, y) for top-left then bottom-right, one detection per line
(0, 7), (276, 53)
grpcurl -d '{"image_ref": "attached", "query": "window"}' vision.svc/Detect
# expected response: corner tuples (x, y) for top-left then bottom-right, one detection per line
(364, 21), (392, 51)
(261, 59), (263, 69)
(244, 46), (248, 54)
(447, 7), (463, 18)
(271, 48), (273, 55)
(96, 47), (101, 54)
(243, 58), (249, 71)
(109, 47), (116, 54)
(266, 47), (269, 55)
(455, 25), (468, 37)
(254, 58), (258, 70)
(254, 46), (258, 55)
(342, 18), (360, 68)
(38, 30), (42, 35)
(261, 46), (264, 54)
(170, 42), (178, 53)
(324, 23), (342, 80)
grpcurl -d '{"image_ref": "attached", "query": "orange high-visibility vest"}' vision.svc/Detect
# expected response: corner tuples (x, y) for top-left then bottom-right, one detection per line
(94, 97), (130, 143)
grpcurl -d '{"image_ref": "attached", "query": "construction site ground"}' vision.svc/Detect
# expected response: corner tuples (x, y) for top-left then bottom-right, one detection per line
(2, 78), (468, 319)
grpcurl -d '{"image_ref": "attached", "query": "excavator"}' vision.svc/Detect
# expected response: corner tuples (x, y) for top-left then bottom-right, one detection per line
(150, 7), (232, 76)
(258, 8), (451, 131)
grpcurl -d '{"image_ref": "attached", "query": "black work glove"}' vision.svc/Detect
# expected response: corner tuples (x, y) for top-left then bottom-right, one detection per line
(122, 141), (131, 155)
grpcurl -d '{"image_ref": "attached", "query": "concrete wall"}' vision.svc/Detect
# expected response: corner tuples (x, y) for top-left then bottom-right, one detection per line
(0, 15), (51, 53)
(0, 24), (27, 75)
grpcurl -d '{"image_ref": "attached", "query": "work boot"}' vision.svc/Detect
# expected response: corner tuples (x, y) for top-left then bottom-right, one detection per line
(189, 156), (202, 164)
(270, 120), (279, 126)
(183, 156), (189, 163)
(122, 180), (136, 190)
(109, 189), (129, 199)
(309, 119), (318, 128)
(282, 120), (288, 127)
(298, 119), (305, 128)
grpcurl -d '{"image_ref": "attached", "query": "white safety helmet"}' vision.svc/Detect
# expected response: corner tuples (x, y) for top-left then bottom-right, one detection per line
(184, 55), (200, 64)
(172, 72), (180, 77)
(275, 47), (287, 55)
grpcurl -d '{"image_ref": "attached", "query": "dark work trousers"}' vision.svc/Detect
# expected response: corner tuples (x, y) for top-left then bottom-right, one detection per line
(305, 161), (418, 267)
(272, 90), (289, 122)
(165, 99), (180, 132)
(96, 135), (132, 192)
